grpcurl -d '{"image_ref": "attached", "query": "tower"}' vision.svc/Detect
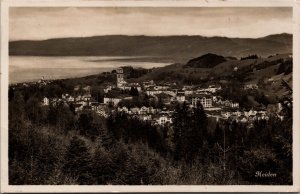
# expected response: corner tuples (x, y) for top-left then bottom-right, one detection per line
(116, 68), (125, 88)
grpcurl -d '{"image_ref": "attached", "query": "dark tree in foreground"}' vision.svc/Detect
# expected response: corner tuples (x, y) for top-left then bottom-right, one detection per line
(173, 102), (208, 163)
(63, 136), (93, 184)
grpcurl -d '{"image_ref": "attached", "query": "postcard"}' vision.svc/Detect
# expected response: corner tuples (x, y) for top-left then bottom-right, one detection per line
(1, 0), (300, 192)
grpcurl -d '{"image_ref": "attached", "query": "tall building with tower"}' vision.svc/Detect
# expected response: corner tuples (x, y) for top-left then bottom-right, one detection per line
(116, 67), (126, 88)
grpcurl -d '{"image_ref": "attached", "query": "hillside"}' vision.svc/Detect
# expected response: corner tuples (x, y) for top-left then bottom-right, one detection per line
(137, 53), (292, 95)
(184, 53), (228, 68)
(9, 34), (292, 62)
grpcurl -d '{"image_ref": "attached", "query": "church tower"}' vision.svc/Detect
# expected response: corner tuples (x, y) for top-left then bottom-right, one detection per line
(116, 67), (125, 88)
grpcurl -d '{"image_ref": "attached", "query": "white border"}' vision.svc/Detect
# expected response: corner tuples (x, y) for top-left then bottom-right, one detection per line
(1, 0), (300, 192)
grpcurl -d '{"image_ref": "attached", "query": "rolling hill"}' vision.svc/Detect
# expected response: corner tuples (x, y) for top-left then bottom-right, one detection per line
(136, 53), (292, 91)
(184, 53), (227, 68)
(9, 34), (292, 62)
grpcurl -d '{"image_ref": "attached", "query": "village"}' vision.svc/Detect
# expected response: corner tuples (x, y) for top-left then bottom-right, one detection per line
(41, 67), (284, 127)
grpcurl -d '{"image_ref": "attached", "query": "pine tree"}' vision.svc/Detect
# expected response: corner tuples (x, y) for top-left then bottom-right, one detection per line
(173, 102), (188, 161)
(188, 102), (208, 162)
(63, 136), (93, 184)
(92, 146), (115, 184)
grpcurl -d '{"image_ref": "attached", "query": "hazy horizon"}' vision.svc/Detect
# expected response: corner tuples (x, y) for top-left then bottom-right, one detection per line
(9, 33), (292, 42)
(10, 7), (292, 41)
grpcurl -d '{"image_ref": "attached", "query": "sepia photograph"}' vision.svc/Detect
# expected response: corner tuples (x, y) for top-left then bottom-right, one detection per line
(1, 0), (299, 192)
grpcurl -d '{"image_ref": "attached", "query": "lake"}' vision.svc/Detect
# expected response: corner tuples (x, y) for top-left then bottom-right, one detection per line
(9, 56), (171, 84)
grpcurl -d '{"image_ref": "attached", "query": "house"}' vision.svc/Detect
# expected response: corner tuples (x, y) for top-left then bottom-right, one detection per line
(244, 84), (258, 90)
(232, 111), (242, 117)
(62, 94), (69, 99)
(146, 87), (162, 96)
(276, 102), (283, 113)
(207, 85), (221, 93)
(148, 107), (156, 114)
(163, 90), (176, 97)
(90, 102), (100, 111)
(238, 116), (248, 123)
(120, 82), (142, 92)
(42, 97), (49, 106)
(227, 101), (239, 108)
(212, 96), (218, 102)
(223, 100), (231, 107)
(103, 97), (122, 106)
(231, 102), (239, 108)
(176, 92), (186, 102)
(184, 90), (194, 95)
(104, 85), (113, 93)
(74, 103), (84, 112)
(67, 95), (75, 102)
(221, 111), (231, 118)
(83, 94), (92, 101)
(76, 100), (88, 107)
(97, 110), (109, 118)
(139, 106), (149, 114)
(156, 114), (173, 125)
(51, 98), (63, 106)
(154, 85), (169, 91)
(75, 95), (83, 102)
(118, 106), (129, 113)
(104, 89), (132, 106)
(139, 114), (152, 121)
(182, 85), (194, 94)
(130, 107), (140, 114)
(156, 93), (173, 105)
(244, 109), (257, 117)
(142, 80), (155, 89)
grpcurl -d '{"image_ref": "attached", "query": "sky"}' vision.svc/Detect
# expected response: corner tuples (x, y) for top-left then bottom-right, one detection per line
(9, 7), (292, 41)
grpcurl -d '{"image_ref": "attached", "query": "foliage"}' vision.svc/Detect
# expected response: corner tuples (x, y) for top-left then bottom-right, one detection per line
(8, 76), (292, 185)
(241, 54), (258, 60)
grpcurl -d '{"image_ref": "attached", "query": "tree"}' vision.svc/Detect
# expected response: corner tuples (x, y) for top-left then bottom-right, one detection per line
(9, 91), (25, 131)
(172, 102), (187, 161)
(92, 146), (115, 184)
(93, 115), (114, 149)
(91, 86), (104, 103)
(77, 113), (96, 138)
(63, 136), (93, 184)
(129, 87), (139, 96)
(188, 102), (208, 163)
(173, 101), (209, 162)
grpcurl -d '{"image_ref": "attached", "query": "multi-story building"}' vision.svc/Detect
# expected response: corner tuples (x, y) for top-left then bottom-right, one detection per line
(191, 95), (213, 108)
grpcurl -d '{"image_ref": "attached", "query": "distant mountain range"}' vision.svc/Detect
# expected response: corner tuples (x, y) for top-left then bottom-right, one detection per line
(9, 33), (292, 62)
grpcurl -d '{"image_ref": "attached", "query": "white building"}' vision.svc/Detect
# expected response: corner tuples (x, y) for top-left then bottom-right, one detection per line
(156, 115), (173, 125)
(118, 106), (129, 113)
(130, 107), (140, 114)
(43, 97), (49, 106)
(207, 85), (221, 93)
(176, 92), (185, 102)
(244, 84), (258, 90)
(192, 96), (213, 108)
(146, 89), (162, 96)
(103, 97), (122, 106)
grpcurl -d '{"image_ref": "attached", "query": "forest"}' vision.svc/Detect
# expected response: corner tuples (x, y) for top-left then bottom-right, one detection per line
(8, 80), (292, 185)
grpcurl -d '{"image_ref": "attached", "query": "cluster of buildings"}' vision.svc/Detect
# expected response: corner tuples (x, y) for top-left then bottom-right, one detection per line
(41, 67), (284, 127)
(117, 106), (173, 126)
